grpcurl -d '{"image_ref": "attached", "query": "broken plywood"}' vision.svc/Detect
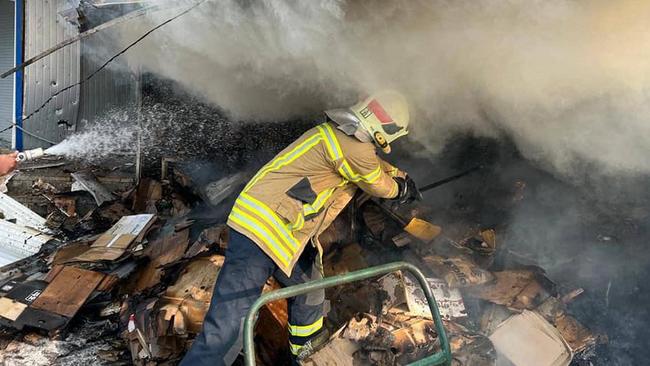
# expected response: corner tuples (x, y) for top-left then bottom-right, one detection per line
(0, 297), (27, 321)
(185, 225), (228, 258)
(31, 266), (105, 317)
(202, 172), (247, 206)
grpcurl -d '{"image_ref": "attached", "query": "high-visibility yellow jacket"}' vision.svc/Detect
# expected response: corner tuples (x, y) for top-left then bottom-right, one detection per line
(227, 122), (401, 276)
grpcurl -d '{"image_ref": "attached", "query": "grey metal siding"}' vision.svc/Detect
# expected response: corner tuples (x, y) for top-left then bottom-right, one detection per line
(77, 32), (137, 128)
(0, 0), (15, 147)
(22, 0), (80, 149)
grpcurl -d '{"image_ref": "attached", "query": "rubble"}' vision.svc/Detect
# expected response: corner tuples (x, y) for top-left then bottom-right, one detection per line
(0, 156), (606, 366)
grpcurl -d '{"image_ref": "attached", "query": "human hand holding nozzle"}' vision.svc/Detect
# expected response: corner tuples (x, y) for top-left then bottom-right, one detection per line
(0, 151), (18, 175)
(0, 148), (47, 176)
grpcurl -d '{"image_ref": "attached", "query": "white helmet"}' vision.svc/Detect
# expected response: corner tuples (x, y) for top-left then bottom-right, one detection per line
(325, 90), (410, 153)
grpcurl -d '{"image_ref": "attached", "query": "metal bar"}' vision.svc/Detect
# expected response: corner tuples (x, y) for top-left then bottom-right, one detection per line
(243, 261), (451, 366)
(13, 0), (24, 150)
(1, 4), (179, 79)
(375, 199), (408, 226)
(419, 165), (482, 192)
(134, 67), (142, 184)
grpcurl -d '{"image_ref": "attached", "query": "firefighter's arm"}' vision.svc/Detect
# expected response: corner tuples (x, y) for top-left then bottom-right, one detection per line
(378, 157), (406, 179)
(337, 147), (399, 199)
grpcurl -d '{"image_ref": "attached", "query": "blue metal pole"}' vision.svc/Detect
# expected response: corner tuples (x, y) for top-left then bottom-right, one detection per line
(14, 0), (24, 150)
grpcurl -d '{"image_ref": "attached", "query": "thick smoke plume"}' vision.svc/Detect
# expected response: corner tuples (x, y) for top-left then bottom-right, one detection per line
(113, 0), (650, 177)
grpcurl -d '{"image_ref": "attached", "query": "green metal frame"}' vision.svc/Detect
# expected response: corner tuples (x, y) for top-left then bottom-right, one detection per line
(243, 261), (452, 366)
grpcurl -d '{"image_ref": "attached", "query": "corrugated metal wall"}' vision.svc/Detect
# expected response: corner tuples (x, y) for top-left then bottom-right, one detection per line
(0, 0), (15, 147)
(20, 2), (138, 148)
(77, 33), (137, 128)
(22, 0), (80, 149)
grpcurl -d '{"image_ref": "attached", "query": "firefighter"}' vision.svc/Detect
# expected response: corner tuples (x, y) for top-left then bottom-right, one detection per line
(181, 90), (420, 366)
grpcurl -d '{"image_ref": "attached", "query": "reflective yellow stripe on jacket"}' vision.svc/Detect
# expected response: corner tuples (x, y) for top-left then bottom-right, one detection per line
(318, 123), (382, 184)
(229, 193), (299, 267)
(229, 122), (385, 274)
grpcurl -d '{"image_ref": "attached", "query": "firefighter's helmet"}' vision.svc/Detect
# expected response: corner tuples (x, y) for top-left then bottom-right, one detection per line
(326, 90), (410, 153)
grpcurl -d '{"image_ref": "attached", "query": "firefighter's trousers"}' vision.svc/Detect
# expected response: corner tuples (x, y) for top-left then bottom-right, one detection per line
(180, 229), (325, 366)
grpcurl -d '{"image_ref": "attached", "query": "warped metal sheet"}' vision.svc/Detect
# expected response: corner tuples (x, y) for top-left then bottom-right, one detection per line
(0, 220), (52, 267)
(0, 191), (49, 232)
(71, 172), (116, 206)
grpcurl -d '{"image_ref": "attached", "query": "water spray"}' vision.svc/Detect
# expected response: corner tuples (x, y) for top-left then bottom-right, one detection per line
(16, 148), (45, 162)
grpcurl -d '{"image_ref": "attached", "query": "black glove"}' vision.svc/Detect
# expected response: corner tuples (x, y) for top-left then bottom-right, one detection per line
(393, 176), (422, 205)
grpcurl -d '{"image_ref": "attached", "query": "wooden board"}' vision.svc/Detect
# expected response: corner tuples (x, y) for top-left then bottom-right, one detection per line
(31, 266), (105, 317)
(0, 297), (27, 321)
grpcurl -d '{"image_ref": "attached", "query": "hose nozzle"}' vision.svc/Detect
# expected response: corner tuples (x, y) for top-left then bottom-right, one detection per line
(16, 148), (45, 162)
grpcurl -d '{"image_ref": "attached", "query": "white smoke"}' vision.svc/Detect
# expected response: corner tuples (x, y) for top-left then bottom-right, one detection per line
(111, 0), (650, 177)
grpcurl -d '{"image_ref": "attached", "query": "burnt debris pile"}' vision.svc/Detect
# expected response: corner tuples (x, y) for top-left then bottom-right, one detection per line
(0, 141), (617, 366)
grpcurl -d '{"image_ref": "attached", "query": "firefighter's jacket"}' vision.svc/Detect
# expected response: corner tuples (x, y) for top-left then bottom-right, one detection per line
(227, 122), (400, 276)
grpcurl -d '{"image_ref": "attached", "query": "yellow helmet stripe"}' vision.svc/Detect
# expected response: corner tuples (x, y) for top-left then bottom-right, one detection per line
(229, 208), (291, 266)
